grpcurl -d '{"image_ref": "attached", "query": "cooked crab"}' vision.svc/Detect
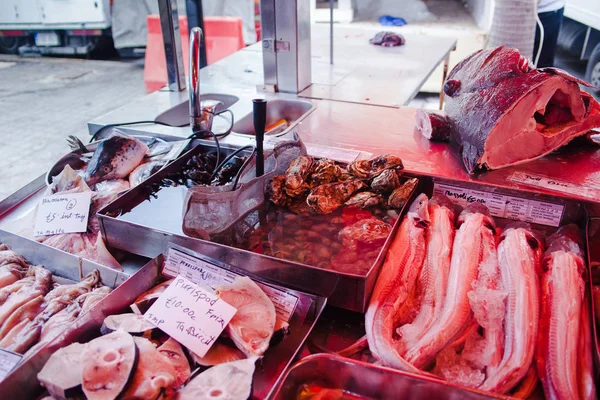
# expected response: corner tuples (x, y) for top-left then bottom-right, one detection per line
(338, 218), (392, 251)
(284, 155), (315, 197)
(266, 175), (288, 207)
(307, 179), (366, 214)
(347, 154), (403, 179)
(344, 192), (384, 209)
(370, 169), (400, 193)
(388, 177), (418, 209)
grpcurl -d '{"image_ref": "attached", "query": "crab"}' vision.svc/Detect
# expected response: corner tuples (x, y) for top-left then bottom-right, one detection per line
(344, 191), (384, 209)
(306, 179), (366, 214)
(347, 154), (403, 180)
(284, 155), (315, 197)
(370, 169), (400, 193)
(338, 218), (392, 251)
(388, 177), (419, 209)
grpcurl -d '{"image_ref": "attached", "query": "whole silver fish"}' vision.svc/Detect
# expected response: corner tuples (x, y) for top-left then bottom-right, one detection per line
(84, 134), (148, 185)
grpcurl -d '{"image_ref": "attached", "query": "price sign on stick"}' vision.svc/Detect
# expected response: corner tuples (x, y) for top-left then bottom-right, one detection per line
(34, 192), (91, 236)
(0, 348), (22, 380)
(144, 275), (237, 357)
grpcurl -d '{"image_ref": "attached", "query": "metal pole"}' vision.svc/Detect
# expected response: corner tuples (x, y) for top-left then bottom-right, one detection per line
(186, 0), (207, 68)
(158, 0), (186, 91)
(329, 0), (334, 64)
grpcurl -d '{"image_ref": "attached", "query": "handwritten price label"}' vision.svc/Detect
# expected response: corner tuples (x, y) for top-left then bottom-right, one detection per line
(162, 245), (299, 322)
(34, 192), (91, 236)
(144, 275), (237, 357)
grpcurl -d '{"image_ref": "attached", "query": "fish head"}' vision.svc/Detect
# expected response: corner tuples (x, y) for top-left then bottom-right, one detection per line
(458, 202), (495, 230)
(85, 135), (147, 185)
(407, 193), (430, 227)
(429, 194), (458, 220)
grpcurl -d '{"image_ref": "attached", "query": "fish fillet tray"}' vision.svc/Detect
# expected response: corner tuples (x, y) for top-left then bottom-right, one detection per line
(0, 253), (326, 399)
(0, 229), (130, 382)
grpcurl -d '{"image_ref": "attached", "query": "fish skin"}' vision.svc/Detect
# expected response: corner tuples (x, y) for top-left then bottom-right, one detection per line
(577, 297), (597, 400)
(84, 134), (148, 186)
(365, 194), (429, 373)
(215, 277), (276, 357)
(404, 203), (496, 369)
(397, 195), (455, 352)
(480, 226), (541, 394)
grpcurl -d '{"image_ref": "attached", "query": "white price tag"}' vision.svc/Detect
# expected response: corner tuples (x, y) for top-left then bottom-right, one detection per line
(162, 246), (299, 322)
(144, 276), (237, 358)
(0, 349), (22, 380)
(508, 171), (598, 199)
(163, 248), (238, 288)
(34, 192), (91, 236)
(433, 182), (564, 227)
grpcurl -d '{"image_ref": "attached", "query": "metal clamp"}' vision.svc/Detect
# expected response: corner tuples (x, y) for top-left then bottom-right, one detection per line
(262, 38), (290, 53)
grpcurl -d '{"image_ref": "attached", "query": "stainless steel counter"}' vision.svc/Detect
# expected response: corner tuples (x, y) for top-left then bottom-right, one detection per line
(88, 24), (600, 207)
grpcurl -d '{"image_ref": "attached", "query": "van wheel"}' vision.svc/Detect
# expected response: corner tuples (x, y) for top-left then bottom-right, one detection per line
(0, 36), (22, 54)
(585, 43), (600, 89)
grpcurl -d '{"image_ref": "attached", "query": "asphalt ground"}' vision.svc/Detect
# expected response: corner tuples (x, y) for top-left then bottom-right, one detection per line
(0, 55), (146, 200)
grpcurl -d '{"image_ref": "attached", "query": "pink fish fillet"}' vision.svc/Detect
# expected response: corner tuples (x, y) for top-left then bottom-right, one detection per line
(397, 195), (455, 352)
(404, 203), (496, 369)
(536, 224), (595, 400)
(365, 194), (429, 373)
(577, 297), (597, 400)
(480, 225), (541, 394)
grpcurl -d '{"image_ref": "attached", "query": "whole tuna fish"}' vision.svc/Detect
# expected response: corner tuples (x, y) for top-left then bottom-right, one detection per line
(423, 46), (600, 173)
(84, 134), (148, 185)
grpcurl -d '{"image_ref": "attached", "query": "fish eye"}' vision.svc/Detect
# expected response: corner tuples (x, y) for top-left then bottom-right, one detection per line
(103, 166), (111, 173)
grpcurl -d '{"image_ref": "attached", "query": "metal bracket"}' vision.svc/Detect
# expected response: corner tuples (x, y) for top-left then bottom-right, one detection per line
(262, 38), (290, 53)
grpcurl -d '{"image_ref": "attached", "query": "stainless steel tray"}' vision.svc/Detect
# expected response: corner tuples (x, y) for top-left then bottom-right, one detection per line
(270, 353), (502, 399)
(96, 143), (421, 311)
(0, 229), (131, 381)
(0, 253), (327, 399)
(0, 174), (151, 276)
(585, 217), (600, 382)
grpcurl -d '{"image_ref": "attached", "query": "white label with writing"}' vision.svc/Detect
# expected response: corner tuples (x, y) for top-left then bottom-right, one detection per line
(163, 248), (238, 288)
(433, 182), (564, 227)
(163, 246), (299, 322)
(144, 275), (237, 357)
(0, 349), (22, 380)
(34, 192), (91, 236)
(508, 171), (597, 198)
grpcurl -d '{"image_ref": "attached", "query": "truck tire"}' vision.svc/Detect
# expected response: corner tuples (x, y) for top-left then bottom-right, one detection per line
(585, 43), (600, 89)
(0, 36), (22, 54)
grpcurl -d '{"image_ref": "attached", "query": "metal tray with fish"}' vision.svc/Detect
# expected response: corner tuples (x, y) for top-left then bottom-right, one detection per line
(270, 353), (503, 399)
(97, 150), (422, 312)
(0, 251), (326, 399)
(45, 134), (172, 186)
(301, 176), (599, 399)
(0, 229), (130, 381)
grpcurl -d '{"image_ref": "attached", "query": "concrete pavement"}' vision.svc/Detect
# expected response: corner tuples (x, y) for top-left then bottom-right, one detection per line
(0, 55), (146, 200)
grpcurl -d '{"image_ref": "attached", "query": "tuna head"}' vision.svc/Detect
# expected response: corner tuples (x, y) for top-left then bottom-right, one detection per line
(84, 135), (148, 186)
(407, 193), (430, 227)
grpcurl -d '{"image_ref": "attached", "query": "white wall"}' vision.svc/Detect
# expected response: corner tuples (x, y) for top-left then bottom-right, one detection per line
(465, 0), (494, 31)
